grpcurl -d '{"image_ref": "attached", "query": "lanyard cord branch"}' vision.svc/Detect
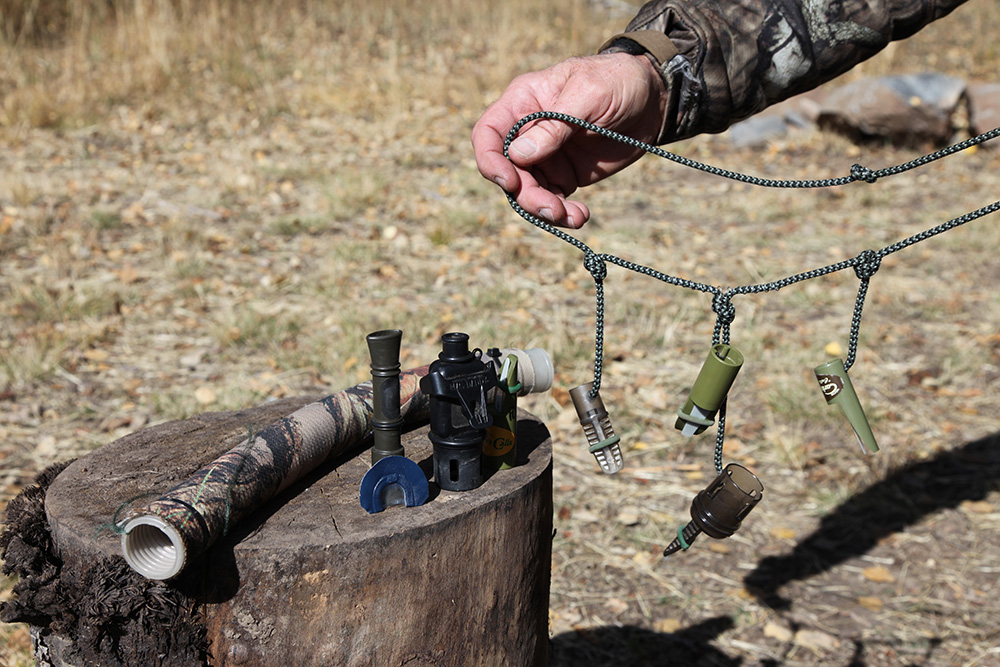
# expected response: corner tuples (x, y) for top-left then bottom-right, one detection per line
(502, 113), (1000, 471)
(504, 111), (1000, 188)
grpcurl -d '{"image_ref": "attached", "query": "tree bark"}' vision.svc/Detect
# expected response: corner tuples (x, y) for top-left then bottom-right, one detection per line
(35, 397), (552, 666)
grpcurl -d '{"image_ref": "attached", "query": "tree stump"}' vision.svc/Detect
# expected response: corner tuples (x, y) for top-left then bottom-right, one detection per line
(34, 396), (553, 666)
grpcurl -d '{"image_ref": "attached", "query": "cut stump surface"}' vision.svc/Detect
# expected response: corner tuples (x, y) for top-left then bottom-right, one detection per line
(41, 397), (553, 667)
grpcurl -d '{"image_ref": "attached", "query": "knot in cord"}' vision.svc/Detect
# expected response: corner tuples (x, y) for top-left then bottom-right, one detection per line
(850, 163), (878, 184)
(853, 249), (882, 280)
(584, 251), (608, 281)
(712, 292), (736, 326)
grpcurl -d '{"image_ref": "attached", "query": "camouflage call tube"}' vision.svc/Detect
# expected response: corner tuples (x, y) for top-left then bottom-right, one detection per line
(119, 367), (431, 580)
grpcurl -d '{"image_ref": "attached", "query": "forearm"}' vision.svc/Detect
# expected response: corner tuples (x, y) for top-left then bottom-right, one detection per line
(602, 0), (969, 143)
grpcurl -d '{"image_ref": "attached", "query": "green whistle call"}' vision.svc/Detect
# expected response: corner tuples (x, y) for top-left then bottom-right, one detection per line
(814, 358), (879, 454)
(483, 353), (519, 470)
(675, 344), (744, 436)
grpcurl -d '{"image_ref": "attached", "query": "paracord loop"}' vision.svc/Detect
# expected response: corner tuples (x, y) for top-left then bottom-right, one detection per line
(712, 292), (736, 326)
(853, 249), (882, 281)
(850, 163), (878, 184)
(584, 250), (608, 281)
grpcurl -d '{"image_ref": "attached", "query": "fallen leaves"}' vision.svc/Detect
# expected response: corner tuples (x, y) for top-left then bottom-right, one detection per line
(769, 526), (797, 540)
(83, 349), (110, 362)
(862, 565), (895, 583)
(194, 386), (217, 405)
(603, 598), (629, 615)
(653, 618), (683, 633)
(858, 595), (885, 611)
(114, 264), (140, 285)
(763, 621), (793, 642)
(794, 628), (840, 653)
(960, 500), (995, 515)
(824, 341), (844, 357)
(616, 507), (642, 526)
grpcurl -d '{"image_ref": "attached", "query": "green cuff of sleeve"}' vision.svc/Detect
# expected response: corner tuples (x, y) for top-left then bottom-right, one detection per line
(598, 30), (679, 66)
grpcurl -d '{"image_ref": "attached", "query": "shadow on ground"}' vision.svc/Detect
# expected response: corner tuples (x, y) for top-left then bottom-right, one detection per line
(549, 616), (741, 667)
(745, 430), (1000, 609)
(549, 431), (1000, 666)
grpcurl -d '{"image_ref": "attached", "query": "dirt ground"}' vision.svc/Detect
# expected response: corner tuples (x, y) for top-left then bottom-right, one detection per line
(3, 2), (1000, 666)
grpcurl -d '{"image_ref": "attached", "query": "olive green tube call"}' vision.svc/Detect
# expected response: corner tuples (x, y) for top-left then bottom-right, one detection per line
(675, 344), (744, 436)
(814, 358), (879, 454)
(368, 329), (405, 464)
(484, 354), (519, 470)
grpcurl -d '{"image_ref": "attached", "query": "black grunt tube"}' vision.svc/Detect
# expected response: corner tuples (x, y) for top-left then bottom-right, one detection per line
(368, 329), (405, 464)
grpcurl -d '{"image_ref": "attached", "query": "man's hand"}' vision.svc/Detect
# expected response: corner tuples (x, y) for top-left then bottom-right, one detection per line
(472, 52), (666, 228)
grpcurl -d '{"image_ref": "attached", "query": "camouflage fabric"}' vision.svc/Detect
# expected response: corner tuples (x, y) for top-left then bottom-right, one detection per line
(122, 366), (429, 577)
(602, 0), (969, 143)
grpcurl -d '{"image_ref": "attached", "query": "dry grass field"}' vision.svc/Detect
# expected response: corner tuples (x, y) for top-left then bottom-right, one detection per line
(3, 1), (1000, 665)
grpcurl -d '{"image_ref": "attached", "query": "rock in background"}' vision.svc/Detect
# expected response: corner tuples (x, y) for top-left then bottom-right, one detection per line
(967, 82), (1000, 136)
(818, 73), (966, 144)
(726, 73), (1000, 147)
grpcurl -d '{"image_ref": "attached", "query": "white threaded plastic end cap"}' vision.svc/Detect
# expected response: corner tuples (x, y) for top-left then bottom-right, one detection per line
(121, 515), (186, 580)
(498, 347), (554, 395)
(521, 348), (554, 394)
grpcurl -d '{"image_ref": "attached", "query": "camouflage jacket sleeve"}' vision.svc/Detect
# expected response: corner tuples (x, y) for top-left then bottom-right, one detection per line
(600, 0), (968, 143)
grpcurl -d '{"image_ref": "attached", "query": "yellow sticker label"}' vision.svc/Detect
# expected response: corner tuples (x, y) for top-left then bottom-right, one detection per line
(483, 428), (514, 456)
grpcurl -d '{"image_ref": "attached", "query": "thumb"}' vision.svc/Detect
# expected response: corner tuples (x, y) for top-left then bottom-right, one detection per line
(507, 117), (577, 166)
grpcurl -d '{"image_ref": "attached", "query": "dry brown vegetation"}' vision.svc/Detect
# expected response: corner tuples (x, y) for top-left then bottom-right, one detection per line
(3, 1), (1000, 665)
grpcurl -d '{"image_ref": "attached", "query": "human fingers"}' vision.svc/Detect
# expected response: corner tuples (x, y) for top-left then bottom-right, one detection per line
(561, 198), (590, 229)
(474, 57), (611, 190)
(527, 146), (588, 201)
(472, 108), (522, 194)
(472, 62), (572, 192)
(515, 170), (590, 228)
(506, 55), (642, 169)
(473, 102), (590, 226)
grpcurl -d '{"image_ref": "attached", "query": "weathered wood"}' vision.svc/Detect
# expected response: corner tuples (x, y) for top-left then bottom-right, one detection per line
(40, 398), (553, 666)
